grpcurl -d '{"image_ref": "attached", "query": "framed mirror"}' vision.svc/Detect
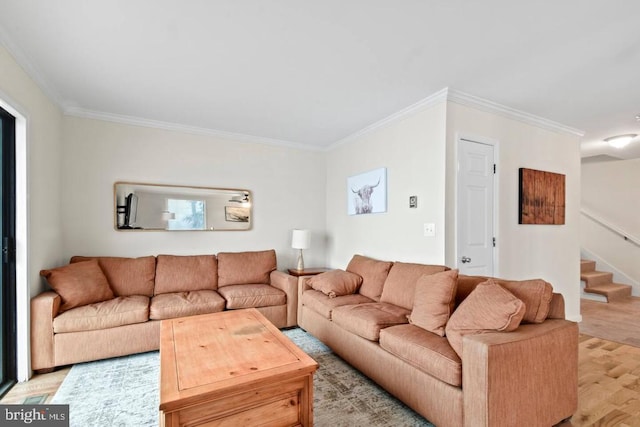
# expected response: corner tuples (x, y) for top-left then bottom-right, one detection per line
(114, 182), (252, 231)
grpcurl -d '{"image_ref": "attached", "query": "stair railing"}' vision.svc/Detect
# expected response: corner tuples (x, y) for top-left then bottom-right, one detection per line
(581, 208), (640, 248)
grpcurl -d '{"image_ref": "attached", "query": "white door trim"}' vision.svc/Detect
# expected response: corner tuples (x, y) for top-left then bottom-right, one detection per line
(0, 91), (29, 382)
(455, 132), (499, 276)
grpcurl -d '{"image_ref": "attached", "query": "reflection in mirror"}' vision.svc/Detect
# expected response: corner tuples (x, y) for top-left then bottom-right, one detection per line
(114, 182), (252, 231)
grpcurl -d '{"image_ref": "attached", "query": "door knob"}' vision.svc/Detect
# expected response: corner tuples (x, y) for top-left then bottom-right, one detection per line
(461, 256), (471, 264)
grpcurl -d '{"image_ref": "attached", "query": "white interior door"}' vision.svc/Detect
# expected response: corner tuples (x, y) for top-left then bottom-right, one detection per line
(457, 138), (494, 276)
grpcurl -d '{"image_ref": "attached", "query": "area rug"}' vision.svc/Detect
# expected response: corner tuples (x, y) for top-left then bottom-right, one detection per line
(53, 327), (434, 427)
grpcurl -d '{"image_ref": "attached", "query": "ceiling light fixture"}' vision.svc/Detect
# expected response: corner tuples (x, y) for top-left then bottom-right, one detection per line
(604, 134), (637, 149)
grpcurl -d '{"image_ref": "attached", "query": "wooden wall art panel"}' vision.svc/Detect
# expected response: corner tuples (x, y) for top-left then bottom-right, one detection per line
(519, 168), (565, 225)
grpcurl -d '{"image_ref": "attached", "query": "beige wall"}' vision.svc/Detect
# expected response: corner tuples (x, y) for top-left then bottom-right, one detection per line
(61, 116), (327, 269)
(325, 102), (448, 267)
(0, 44), (64, 379)
(582, 158), (640, 237)
(0, 44), (64, 295)
(581, 158), (640, 285)
(445, 101), (583, 321)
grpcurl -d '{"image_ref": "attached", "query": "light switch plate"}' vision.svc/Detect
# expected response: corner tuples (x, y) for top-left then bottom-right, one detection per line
(424, 223), (435, 237)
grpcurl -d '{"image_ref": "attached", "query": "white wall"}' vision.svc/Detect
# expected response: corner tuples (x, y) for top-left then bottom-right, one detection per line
(325, 102), (448, 268)
(581, 158), (640, 283)
(0, 44), (64, 380)
(61, 116), (326, 270)
(445, 101), (583, 321)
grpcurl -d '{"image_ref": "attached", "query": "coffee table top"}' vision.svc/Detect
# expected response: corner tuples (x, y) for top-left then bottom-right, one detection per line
(160, 308), (317, 411)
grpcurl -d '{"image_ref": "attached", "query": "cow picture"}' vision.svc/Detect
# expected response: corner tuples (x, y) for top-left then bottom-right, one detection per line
(347, 167), (387, 215)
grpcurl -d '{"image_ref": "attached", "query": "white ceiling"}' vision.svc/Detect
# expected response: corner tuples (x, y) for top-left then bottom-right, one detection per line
(0, 1), (639, 157)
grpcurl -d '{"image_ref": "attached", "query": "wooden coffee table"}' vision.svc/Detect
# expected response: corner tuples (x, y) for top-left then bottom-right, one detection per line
(159, 309), (318, 427)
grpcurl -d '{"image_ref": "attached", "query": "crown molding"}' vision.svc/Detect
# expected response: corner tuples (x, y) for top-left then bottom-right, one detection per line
(64, 107), (324, 152)
(446, 89), (585, 137)
(327, 87), (585, 151)
(328, 87), (449, 150)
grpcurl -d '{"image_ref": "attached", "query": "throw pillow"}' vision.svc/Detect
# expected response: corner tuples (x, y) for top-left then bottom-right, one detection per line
(308, 269), (363, 298)
(493, 278), (553, 323)
(445, 279), (525, 358)
(40, 259), (115, 313)
(409, 269), (459, 337)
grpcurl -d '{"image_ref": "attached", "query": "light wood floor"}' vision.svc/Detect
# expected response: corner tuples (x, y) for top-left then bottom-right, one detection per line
(3, 298), (640, 426)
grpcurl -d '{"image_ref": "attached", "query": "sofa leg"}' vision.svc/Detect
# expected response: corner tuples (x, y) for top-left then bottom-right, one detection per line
(34, 368), (55, 375)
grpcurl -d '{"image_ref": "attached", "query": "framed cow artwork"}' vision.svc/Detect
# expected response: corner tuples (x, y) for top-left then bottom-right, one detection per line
(347, 167), (387, 215)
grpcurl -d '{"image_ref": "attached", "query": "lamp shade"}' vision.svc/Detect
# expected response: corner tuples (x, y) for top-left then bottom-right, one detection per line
(291, 229), (311, 249)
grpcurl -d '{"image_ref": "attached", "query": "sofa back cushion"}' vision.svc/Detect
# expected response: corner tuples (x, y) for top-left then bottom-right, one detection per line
(217, 250), (277, 287)
(154, 255), (218, 294)
(380, 262), (449, 310)
(41, 259), (115, 313)
(71, 256), (156, 297)
(492, 278), (553, 323)
(346, 255), (393, 301)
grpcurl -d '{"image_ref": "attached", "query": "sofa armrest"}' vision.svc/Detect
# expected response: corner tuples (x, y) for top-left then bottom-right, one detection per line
(31, 291), (62, 371)
(462, 319), (578, 427)
(270, 270), (298, 327)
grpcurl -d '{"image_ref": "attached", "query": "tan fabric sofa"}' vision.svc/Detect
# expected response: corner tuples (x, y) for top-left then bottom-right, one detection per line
(31, 249), (297, 372)
(299, 255), (578, 427)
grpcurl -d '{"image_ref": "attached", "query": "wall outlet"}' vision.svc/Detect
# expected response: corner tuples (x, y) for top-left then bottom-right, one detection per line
(423, 223), (436, 237)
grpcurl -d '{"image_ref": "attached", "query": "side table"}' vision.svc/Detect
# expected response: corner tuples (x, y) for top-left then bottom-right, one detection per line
(288, 268), (330, 327)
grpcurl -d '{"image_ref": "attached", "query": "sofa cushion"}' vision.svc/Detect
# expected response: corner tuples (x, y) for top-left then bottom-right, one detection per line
(149, 290), (225, 320)
(217, 284), (286, 309)
(71, 256), (156, 297)
(409, 269), (459, 337)
(455, 274), (488, 306)
(346, 255), (393, 301)
(301, 289), (374, 319)
(332, 302), (410, 341)
(492, 278), (553, 323)
(41, 260), (115, 313)
(308, 269), (362, 298)
(445, 279), (526, 358)
(380, 324), (462, 387)
(154, 255), (218, 294)
(53, 295), (149, 333)
(380, 262), (449, 310)
(217, 250), (277, 287)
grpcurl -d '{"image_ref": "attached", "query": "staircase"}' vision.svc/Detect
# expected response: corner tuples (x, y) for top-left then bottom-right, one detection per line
(581, 259), (632, 302)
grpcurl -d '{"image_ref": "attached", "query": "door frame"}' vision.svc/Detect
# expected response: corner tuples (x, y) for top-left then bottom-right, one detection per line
(0, 93), (28, 382)
(455, 132), (500, 276)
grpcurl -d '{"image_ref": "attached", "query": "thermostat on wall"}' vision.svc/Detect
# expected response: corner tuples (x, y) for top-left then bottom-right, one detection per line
(409, 196), (417, 208)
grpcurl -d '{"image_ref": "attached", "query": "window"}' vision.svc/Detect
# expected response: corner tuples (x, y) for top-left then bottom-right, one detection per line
(166, 199), (206, 230)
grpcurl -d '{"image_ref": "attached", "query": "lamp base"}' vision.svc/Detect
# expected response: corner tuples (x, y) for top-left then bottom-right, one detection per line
(296, 249), (305, 271)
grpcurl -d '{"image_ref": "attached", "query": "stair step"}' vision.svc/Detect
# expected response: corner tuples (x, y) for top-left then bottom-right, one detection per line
(584, 282), (633, 302)
(581, 259), (596, 274)
(581, 271), (614, 287)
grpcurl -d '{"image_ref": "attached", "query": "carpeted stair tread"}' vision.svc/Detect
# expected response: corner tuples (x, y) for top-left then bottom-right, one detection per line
(581, 270), (614, 286)
(584, 282), (632, 301)
(581, 260), (596, 274)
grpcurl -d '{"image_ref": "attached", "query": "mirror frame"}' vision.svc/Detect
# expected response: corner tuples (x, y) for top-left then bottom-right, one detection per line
(114, 181), (252, 231)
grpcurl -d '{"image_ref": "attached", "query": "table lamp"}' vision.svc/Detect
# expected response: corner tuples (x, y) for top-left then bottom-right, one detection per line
(291, 229), (311, 271)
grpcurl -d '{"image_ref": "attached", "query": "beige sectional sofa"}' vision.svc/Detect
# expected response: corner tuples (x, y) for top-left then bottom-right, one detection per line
(31, 249), (297, 372)
(299, 255), (578, 427)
